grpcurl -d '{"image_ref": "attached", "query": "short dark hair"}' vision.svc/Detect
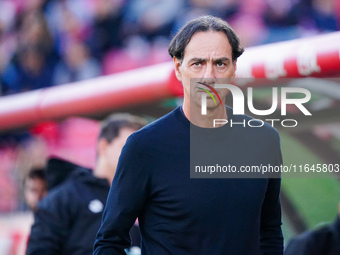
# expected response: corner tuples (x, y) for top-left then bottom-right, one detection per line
(27, 168), (46, 181)
(168, 15), (244, 63)
(98, 113), (148, 143)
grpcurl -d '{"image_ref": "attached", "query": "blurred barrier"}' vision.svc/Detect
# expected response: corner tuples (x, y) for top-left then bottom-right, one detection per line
(0, 62), (179, 132)
(0, 32), (340, 132)
(236, 31), (340, 79)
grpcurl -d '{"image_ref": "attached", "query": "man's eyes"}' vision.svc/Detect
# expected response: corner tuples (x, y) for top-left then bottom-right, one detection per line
(216, 62), (226, 67)
(191, 62), (227, 67)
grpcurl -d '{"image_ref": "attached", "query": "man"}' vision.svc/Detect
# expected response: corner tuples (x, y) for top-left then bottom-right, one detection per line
(94, 15), (283, 254)
(26, 114), (146, 255)
(24, 168), (48, 212)
(284, 203), (340, 255)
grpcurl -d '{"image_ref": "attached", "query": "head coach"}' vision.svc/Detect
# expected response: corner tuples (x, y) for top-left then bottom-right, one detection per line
(94, 15), (283, 255)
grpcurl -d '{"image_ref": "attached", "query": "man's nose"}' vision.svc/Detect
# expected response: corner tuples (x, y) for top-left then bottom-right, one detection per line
(202, 64), (215, 84)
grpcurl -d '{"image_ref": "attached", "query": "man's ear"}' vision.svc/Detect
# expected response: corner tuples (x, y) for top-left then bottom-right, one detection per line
(173, 57), (182, 81)
(98, 138), (108, 156)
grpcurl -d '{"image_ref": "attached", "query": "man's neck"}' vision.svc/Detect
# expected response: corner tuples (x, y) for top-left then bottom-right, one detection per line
(93, 161), (115, 185)
(182, 100), (228, 128)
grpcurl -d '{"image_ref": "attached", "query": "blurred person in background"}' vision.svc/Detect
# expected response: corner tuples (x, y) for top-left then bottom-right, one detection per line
(1, 44), (54, 94)
(284, 202), (340, 255)
(23, 167), (48, 253)
(298, 0), (338, 32)
(16, 11), (55, 57)
(1, 11), (57, 94)
(88, 0), (126, 61)
(52, 39), (101, 85)
(23, 168), (47, 212)
(261, 0), (302, 43)
(0, 0), (16, 93)
(43, 0), (96, 54)
(173, 0), (240, 31)
(26, 113), (147, 255)
(122, 0), (183, 40)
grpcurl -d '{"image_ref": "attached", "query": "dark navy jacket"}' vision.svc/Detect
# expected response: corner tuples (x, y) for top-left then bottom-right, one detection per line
(94, 106), (283, 255)
(27, 159), (110, 255)
(285, 217), (340, 255)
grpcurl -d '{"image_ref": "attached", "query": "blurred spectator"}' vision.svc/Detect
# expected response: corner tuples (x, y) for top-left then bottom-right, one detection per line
(27, 113), (147, 255)
(284, 202), (340, 255)
(225, 0), (267, 46)
(44, 0), (94, 53)
(261, 0), (302, 43)
(263, 0), (300, 27)
(16, 10), (54, 51)
(187, 0), (240, 20)
(306, 0), (338, 31)
(52, 39), (101, 85)
(1, 44), (55, 94)
(1, 10), (57, 94)
(15, 135), (49, 193)
(88, 0), (127, 61)
(0, 1), (16, 76)
(23, 168), (47, 212)
(15, 0), (50, 14)
(122, 0), (184, 42)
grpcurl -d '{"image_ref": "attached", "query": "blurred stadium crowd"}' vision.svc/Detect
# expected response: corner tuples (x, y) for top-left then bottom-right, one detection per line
(0, 0), (339, 213)
(0, 0), (339, 96)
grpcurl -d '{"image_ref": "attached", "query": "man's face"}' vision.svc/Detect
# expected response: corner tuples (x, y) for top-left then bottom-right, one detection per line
(24, 178), (47, 211)
(174, 31), (237, 109)
(104, 127), (137, 180)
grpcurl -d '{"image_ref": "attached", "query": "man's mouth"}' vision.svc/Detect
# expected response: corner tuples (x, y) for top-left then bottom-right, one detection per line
(198, 89), (213, 93)
(196, 82), (223, 105)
